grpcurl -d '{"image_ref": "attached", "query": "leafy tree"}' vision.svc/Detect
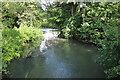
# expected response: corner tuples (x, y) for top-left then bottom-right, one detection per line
(1, 2), (43, 28)
(2, 2), (43, 76)
(50, 2), (120, 78)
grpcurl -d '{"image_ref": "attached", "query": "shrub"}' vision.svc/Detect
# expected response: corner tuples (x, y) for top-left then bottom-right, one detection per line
(61, 2), (119, 78)
(2, 26), (43, 74)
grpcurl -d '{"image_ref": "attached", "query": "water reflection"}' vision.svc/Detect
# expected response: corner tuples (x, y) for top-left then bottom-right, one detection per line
(8, 28), (105, 78)
(8, 39), (105, 78)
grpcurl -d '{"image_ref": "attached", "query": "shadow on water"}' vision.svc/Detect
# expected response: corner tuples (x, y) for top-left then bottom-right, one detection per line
(8, 38), (105, 78)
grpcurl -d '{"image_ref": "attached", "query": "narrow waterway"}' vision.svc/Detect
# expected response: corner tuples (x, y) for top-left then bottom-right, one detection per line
(8, 28), (105, 78)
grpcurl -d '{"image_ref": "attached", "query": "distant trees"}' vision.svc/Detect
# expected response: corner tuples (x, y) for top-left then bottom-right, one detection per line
(1, 2), (43, 28)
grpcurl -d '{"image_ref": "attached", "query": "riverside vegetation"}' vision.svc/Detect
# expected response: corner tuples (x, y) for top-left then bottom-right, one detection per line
(41, 2), (120, 78)
(1, 2), (43, 75)
(1, 2), (120, 78)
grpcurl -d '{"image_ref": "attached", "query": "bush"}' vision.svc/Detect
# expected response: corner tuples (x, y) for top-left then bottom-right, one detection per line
(2, 26), (43, 74)
(16, 26), (43, 42)
(61, 2), (120, 78)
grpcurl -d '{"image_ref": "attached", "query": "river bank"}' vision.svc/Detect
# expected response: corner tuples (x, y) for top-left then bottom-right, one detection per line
(6, 28), (105, 78)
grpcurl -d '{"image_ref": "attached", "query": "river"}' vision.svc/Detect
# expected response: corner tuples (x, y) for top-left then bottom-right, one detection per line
(8, 28), (105, 78)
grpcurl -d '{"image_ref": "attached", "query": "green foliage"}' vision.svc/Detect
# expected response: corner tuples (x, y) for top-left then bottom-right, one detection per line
(1, 1), (120, 78)
(2, 27), (43, 74)
(104, 65), (120, 78)
(1, 2), (42, 28)
(42, 2), (78, 29)
(62, 13), (82, 38)
(2, 28), (22, 73)
(1, 2), (44, 76)
(16, 26), (43, 42)
(62, 26), (71, 38)
(59, 2), (119, 78)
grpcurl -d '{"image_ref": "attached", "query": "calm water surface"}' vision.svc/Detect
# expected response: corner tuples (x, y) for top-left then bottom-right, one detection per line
(8, 29), (105, 78)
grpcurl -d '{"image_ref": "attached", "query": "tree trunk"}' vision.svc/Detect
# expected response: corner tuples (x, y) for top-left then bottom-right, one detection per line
(71, 4), (74, 16)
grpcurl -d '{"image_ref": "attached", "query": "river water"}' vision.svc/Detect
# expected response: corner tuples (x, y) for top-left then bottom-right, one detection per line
(8, 28), (105, 78)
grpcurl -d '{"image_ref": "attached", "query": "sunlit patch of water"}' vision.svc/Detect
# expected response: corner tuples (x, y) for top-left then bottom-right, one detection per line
(40, 28), (60, 53)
